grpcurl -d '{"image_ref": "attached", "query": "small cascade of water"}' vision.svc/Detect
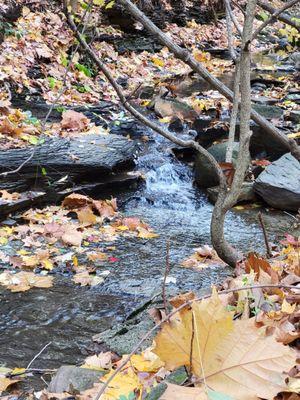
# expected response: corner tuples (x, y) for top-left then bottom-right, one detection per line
(129, 131), (202, 212)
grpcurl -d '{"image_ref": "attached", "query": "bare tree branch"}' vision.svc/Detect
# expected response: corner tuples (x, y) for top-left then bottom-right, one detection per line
(119, 0), (300, 161)
(257, 0), (300, 32)
(224, 0), (242, 37)
(63, 1), (225, 186)
(252, 0), (300, 41)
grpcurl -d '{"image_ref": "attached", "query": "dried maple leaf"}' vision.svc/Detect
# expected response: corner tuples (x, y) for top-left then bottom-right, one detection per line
(76, 207), (97, 225)
(61, 226), (83, 247)
(62, 193), (92, 209)
(154, 292), (296, 399)
(60, 110), (90, 131)
(82, 352), (114, 370)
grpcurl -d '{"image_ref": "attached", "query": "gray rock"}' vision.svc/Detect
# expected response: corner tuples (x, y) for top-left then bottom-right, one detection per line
(207, 182), (257, 205)
(252, 104), (283, 120)
(289, 110), (300, 123)
(48, 365), (105, 393)
(254, 153), (300, 211)
(0, 134), (136, 192)
(194, 142), (239, 188)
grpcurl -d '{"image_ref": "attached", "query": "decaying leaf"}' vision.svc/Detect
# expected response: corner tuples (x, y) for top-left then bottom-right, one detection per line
(61, 110), (90, 131)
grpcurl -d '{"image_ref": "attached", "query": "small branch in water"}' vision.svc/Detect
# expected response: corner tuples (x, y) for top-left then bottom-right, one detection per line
(162, 240), (171, 316)
(26, 342), (52, 369)
(257, 211), (272, 258)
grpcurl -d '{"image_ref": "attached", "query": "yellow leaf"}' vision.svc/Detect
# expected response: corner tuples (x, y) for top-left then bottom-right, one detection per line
(116, 225), (129, 231)
(41, 259), (53, 271)
(287, 132), (300, 139)
(281, 298), (296, 314)
(154, 293), (295, 399)
(11, 367), (26, 377)
(130, 351), (164, 373)
(0, 377), (19, 395)
(0, 237), (8, 245)
(152, 57), (165, 67)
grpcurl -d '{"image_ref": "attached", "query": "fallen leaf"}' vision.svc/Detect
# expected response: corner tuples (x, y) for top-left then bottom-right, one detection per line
(160, 383), (206, 399)
(76, 207), (97, 225)
(0, 271), (53, 292)
(154, 292), (296, 399)
(61, 110), (90, 131)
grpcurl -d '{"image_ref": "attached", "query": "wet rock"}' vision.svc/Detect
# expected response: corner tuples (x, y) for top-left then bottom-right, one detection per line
(252, 104), (283, 120)
(192, 115), (212, 133)
(0, 134), (136, 192)
(289, 110), (300, 123)
(195, 123), (228, 148)
(252, 96), (278, 105)
(194, 142), (239, 188)
(207, 182), (257, 205)
(254, 153), (300, 211)
(284, 93), (300, 104)
(169, 117), (185, 132)
(48, 365), (105, 393)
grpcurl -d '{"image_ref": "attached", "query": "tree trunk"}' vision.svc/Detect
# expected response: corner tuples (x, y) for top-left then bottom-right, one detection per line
(211, 0), (257, 267)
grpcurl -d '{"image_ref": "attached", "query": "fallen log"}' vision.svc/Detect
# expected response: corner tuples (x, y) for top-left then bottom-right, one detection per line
(0, 134), (136, 193)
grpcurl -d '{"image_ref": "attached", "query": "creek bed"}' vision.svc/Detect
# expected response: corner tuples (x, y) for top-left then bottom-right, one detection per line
(0, 128), (296, 375)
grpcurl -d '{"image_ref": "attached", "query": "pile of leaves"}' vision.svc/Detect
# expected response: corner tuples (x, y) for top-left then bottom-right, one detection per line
(0, 192), (158, 292)
(1, 235), (299, 399)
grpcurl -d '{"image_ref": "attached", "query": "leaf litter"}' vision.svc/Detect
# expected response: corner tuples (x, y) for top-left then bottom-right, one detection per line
(0, 192), (158, 292)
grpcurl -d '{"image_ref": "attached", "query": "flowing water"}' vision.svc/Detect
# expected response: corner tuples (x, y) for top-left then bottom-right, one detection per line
(0, 113), (295, 378)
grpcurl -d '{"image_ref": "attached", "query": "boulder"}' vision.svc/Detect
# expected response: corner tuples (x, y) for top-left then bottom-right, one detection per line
(207, 182), (257, 204)
(252, 104), (283, 120)
(48, 365), (105, 393)
(194, 142), (239, 188)
(254, 153), (300, 211)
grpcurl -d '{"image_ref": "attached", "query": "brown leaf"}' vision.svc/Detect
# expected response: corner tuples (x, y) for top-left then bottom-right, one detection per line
(61, 226), (83, 247)
(61, 110), (90, 131)
(160, 383), (206, 400)
(62, 193), (92, 209)
(0, 271), (53, 292)
(76, 207), (97, 225)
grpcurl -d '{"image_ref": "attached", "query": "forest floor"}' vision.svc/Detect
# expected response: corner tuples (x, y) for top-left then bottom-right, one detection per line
(0, 1), (299, 399)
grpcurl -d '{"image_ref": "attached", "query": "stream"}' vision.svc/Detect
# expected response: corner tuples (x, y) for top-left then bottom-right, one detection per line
(0, 53), (298, 377)
(0, 121), (295, 374)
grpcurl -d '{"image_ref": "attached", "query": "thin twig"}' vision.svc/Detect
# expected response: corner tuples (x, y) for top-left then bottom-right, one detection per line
(188, 313), (195, 379)
(257, 211), (272, 258)
(162, 240), (170, 315)
(224, 0), (242, 36)
(257, 0), (300, 32)
(93, 283), (300, 400)
(252, 0), (300, 41)
(26, 342), (52, 369)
